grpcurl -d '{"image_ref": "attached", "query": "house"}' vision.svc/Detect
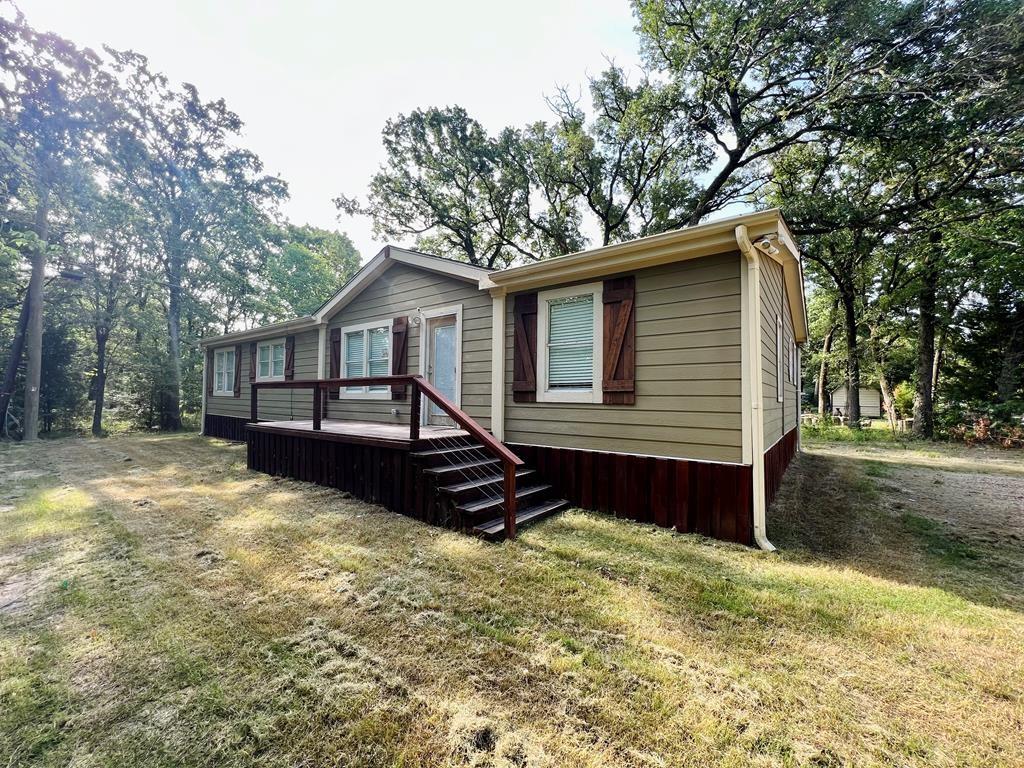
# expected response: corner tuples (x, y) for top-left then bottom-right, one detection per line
(830, 385), (882, 418)
(199, 209), (806, 549)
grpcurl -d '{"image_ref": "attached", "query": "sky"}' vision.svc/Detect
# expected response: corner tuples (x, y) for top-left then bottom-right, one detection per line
(24, 0), (644, 263)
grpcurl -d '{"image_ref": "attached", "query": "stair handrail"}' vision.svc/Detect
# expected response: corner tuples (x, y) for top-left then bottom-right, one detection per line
(250, 374), (524, 538)
(414, 377), (524, 539)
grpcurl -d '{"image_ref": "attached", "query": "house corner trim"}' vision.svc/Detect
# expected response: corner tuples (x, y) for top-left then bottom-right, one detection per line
(737, 224), (775, 552)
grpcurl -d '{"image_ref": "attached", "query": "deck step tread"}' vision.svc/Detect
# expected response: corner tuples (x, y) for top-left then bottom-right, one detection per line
(420, 458), (501, 476)
(439, 469), (535, 495)
(456, 484), (552, 515)
(410, 444), (484, 459)
(473, 499), (570, 538)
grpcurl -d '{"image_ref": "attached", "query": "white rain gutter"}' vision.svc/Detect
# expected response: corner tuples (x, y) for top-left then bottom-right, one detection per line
(736, 225), (775, 552)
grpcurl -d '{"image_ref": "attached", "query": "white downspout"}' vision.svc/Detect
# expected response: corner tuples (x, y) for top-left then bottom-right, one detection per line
(736, 225), (775, 552)
(199, 348), (208, 436)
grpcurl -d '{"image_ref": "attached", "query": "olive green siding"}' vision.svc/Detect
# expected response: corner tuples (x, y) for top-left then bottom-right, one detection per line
(504, 252), (744, 463)
(760, 257), (799, 447)
(205, 328), (320, 421)
(324, 262), (493, 429)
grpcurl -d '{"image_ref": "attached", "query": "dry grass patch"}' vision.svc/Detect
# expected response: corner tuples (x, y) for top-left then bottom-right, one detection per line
(1, 433), (1022, 767)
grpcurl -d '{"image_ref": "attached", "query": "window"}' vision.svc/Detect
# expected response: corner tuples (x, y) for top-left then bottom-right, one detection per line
(257, 340), (286, 381)
(536, 283), (602, 403)
(341, 320), (391, 397)
(213, 349), (235, 395)
(775, 315), (784, 402)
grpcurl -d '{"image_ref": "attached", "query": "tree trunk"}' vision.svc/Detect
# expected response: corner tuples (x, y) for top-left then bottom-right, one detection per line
(817, 323), (835, 418)
(878, 366), (897, 429)
(0, 294), (30, 434)
(23, 187), (49, 442)
(840, 288), (861, 426)
(932, 323), (947, 397)
(92, 326), (108, 437)
(913, 238), (940, 439)
(995, 301), (1023, 402)
(162, 246), (183, 431)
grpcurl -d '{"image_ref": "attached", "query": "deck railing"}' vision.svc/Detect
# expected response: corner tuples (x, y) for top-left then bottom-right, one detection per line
(250, 375), (524, 538)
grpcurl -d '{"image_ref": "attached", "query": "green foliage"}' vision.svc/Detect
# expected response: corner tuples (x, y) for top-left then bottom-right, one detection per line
(0, 13), (360, 436)
(893, 382), (915, 419)
(801, 423), (902, 444)
(263, 225), (360, 318)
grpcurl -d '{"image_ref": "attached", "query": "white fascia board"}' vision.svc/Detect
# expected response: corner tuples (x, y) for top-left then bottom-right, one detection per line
(488, 209), (785, 292)
(198, 316), (317, 348)
(312, 250), (392, 323)
(387, 247), (493, 284)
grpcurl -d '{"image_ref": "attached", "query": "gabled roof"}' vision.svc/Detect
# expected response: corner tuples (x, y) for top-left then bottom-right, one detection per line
(311, 245), (492, 323)
(200, 245), (493, 347)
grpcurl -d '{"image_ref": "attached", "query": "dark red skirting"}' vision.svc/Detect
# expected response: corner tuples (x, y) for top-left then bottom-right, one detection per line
(204, 414), (249, 441)
(764, 427), (798, 509)
(507, 443), (754, 545)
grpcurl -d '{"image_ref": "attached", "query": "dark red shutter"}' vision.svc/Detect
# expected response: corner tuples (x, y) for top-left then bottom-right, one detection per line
(284, 335), (295, 381)
(391, 315), (409, 399)
(206, 348), (214, 396)
(233, 344), (242, 397)
(249, 342), (257, 383)
(328, 327), (341, 400)
(602, 276), (636, 405)
(512, 292), (538, 403)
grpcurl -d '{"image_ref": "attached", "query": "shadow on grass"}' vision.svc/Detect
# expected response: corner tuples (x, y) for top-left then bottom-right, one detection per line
(769, 450), (1024, 613)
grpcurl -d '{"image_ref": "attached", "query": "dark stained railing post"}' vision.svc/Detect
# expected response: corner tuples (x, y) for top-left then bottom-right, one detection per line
(312, 384), (322, 431)
(409, 379), (420, 442)
(250, 383), (258, 423)
(504, 461), (517, 539)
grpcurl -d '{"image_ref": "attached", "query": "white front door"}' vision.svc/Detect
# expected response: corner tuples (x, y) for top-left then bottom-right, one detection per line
(425, 314), (458, 426)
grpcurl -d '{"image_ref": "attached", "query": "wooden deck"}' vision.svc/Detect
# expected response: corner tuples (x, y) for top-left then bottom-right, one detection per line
(245, 418), (467, 449)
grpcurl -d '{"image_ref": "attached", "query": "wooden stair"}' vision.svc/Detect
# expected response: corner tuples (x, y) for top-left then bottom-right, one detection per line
(411, 442), (568, 539)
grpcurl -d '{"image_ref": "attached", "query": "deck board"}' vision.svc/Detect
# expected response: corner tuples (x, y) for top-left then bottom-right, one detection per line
(246, 418), (468, 448)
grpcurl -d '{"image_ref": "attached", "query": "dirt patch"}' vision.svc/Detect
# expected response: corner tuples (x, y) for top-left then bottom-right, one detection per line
(879, 466), (1024, 543)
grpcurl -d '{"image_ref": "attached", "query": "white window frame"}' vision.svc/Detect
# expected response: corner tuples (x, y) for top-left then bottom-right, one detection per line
(775, 315), (784, 403)
(256, 338), (287, 382)
(213, 348), (235, 396)
(339, 318), (393, 399)
(536, 282), (603, 404)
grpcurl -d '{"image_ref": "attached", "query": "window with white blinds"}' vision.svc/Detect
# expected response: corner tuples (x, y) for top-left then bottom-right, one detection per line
(341, 319), (391, 397)
(548, 295), (594, 388)
(537, 283), (603, 403)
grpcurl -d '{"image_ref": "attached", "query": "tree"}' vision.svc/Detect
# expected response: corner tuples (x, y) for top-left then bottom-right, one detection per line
(0, 12), (99, 439)
(100, 49), (287, 429)
(340, 70), (687, 265)
(337, 106), (526, 268)
(633, 0), (950, 226)
(70, 191), (150, 435)
(262, 224), (361, 319)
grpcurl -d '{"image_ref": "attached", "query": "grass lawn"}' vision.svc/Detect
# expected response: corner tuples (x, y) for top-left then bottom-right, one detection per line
(1, 433), (1022, 767)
